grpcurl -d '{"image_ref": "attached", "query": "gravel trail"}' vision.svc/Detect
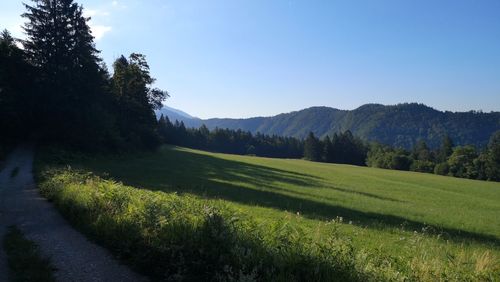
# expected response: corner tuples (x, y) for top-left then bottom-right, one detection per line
(0, 145), (148, 282)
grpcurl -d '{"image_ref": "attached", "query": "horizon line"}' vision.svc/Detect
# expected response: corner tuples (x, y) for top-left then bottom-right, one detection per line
(162, 102), (500, 120)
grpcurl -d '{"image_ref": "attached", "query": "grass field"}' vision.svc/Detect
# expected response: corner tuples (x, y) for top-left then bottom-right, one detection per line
(37, 145), (500, 281)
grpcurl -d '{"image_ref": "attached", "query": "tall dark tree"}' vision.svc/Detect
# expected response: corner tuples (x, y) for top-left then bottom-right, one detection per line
(159, 122), (304, 159)
(482, 130), (500, 181)
(488, 131), (500, 164)
(410, 140), (435, 172)
(329, 131), (367, 165)
(22, 0), (111, 148)
(304, 132), (322, 161)
(437, 135), (454, 162)
(448, 146), (478, 179)
(412, 140), (432, 161)
(158, 114), (170, 143)
(111, 54), (168, 149)
(323, 135), (334, 162)
(0, 29), (34, 141)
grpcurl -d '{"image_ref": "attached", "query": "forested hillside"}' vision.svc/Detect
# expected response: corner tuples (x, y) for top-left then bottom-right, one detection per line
(159, 103), (499, 149)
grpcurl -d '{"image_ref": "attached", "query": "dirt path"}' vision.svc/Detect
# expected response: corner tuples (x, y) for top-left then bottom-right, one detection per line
(0, 145), (147, 282)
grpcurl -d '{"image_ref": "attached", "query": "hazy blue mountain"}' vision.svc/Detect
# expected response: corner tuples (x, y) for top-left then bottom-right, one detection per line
(156, 106), (203, 128)
(157, 103), (500, 149)
(161, 106), (195, 119)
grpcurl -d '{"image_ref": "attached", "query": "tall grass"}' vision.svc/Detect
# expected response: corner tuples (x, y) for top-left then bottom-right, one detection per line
(36, 146), (500, 281)
(40, 168), (391, 281)
(38, 167), (499, 281)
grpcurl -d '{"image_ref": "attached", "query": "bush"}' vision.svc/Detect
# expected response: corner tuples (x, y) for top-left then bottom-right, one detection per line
(448, 146), (478, 179)
(410, 160), (435, 173)
(434, 162), (449, 176)
(391, 154), (412, 171)
(366, 144), (411, 171)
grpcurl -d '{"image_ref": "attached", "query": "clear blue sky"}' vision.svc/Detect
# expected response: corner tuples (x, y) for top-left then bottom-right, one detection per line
(2, 0), (500, 118)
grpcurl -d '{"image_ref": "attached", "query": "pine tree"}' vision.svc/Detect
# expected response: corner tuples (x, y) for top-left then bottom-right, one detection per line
(111, 54), (168, 148)
(413, 140), (432, 161)
(0, 29), (35, 140)
(158, 114), (169, 142)
(484, 131), (500, 181)
(22, 0), (109, 147)
(304, 132), (321, 161)
(323, 135), (334, 162)
(438, 135), (454, 162)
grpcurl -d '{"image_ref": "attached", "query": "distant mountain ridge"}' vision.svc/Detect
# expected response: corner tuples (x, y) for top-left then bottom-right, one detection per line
(156, 106), (198, 122)
(156, 103), (500, 149)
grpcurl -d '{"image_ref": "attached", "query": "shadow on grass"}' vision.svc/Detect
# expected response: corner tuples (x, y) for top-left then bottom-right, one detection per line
(82, 146), (500, 246)
(325, 185), (406, 203)
(3, 226), (55, 282)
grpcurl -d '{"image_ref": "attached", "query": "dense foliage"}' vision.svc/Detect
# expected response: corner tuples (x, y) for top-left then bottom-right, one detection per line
(158, 117), (369, 166)
(0, 30), (35, 143)
(158, 103), (500, 149)
(158, 115), (304, 158)
(367, 132), (500, 181)
(304, 131), (367, 166)
(0, 0), (167, 152)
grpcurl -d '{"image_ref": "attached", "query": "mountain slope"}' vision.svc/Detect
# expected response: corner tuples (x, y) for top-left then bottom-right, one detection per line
(156, 106), (202, 128)
(157, 103), (500, 148)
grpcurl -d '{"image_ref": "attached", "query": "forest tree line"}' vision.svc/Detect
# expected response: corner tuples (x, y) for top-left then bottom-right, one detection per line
(158, 115), (303, 158)
(366, 133), (500, 181)
(158, 116), (500, 182)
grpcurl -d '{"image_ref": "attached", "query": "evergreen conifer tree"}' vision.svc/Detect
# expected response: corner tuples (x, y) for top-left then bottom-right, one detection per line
(22, 0), (109, 147)
(304, 132), (321, 161)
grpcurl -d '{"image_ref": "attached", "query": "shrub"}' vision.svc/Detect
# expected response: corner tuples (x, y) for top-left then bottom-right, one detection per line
(448, 146), (478, 178)
(434, 162), (449, 175)
(366, 144), (412, 171)
(391, 154), (412, 171)
(410, 160), (435, 173)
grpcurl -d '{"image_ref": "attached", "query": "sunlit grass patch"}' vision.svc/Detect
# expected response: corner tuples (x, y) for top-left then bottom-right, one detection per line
(35, 146), (500, 281)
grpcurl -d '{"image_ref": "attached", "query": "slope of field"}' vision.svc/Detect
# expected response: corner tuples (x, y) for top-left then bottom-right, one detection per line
(36, 146), (500, 280)
(80, 146), (500, 240)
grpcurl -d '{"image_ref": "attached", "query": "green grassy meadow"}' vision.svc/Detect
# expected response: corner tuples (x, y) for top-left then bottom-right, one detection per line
(37, 145), (500, 281)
